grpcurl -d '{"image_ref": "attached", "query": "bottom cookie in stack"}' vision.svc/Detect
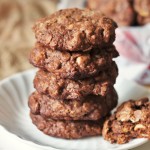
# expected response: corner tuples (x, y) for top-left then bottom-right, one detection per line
(30, 113), (105, 139)
(29, 87), (118, 139)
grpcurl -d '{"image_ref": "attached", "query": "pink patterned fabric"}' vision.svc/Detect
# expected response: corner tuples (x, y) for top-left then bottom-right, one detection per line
(114, 24), (150, 85)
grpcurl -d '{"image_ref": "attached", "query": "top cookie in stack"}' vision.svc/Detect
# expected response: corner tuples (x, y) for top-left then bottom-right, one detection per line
(29, 8), (119, 139)
(33, 8), (117, 52)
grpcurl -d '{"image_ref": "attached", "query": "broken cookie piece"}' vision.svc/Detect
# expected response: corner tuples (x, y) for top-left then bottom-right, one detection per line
(102, 97), (150, 144)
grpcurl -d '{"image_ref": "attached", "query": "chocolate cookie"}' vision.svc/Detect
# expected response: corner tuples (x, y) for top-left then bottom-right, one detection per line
(34, 63), (118, 100)
(28, 87), (118, 120)
(30, 113), (104, 139)
(134, 0), (150, 25)
(33, 8), (117, 51)
(102, 97), (150, 144)
(29, 43), (119, 79)
(87, 0), (135, 26)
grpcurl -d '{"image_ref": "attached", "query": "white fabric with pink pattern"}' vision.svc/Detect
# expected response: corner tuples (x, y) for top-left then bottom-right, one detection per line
(115, 24), (150, 84)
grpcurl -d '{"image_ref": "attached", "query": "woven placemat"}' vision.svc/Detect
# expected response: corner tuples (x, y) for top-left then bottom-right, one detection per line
(0, 0), (58, 79)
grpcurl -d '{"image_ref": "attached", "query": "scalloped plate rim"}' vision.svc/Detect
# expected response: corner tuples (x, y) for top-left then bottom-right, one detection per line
(0, 125), (148, 150)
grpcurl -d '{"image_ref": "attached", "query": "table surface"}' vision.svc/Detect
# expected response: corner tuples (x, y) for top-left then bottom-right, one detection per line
(132, 141), (150, 150)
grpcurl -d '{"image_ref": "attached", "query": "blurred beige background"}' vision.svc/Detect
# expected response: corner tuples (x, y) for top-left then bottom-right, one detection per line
(0, 0), (58, 79)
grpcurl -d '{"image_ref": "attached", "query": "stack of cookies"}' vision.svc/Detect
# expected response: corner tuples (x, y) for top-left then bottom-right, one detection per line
(87, 0), (135, 26)
(87, 0), (150, 26)
(28, 8), (119, 139)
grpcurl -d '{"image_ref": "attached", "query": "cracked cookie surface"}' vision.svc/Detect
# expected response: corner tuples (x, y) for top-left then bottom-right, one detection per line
(28, 87), (118, 120)
(30, 113), (105, 139)
(33, 62), (118, 100)
(33, 8), (117, 51)
(102, 97), (150, 144)
(29, 43), (119, 79)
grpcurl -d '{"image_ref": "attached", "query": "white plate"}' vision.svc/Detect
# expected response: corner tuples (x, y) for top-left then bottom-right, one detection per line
(0, 69), (149, 150)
